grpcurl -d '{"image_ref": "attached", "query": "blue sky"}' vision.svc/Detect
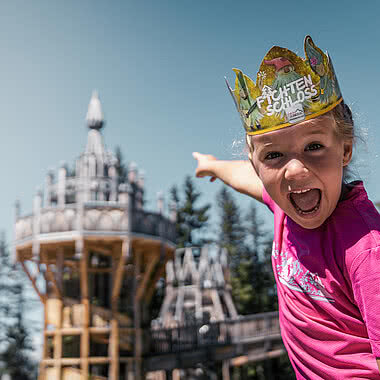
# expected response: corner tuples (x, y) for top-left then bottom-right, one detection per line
(0, 0), (379, 350)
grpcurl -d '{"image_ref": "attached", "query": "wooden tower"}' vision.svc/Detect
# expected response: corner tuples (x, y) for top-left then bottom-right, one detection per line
(13, 92), (176, 380)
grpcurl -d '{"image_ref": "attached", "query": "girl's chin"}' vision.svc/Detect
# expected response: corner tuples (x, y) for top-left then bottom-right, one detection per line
(287, 200), (326, 229)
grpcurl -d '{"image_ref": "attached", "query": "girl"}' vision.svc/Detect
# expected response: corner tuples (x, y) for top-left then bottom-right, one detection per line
(193, 36), (380, 379)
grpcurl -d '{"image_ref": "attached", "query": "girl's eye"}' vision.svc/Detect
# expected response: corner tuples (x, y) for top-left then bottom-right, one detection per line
(305, 143), (323, 151)
(265, 152), (283, 160)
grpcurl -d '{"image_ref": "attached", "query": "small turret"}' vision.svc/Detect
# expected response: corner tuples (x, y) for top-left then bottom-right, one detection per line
(86, 90), (104, 130)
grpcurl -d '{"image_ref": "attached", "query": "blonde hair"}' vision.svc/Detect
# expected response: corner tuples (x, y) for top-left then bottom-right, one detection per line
(331, 102), (355, 143)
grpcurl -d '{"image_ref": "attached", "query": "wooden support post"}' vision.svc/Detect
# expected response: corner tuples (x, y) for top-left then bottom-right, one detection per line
(42, 307), (48, 360)
(39, 301), (49, 380)
(109, 244), (120, 380)
(109, 317), (119, 380)
(111, 238), (130, 303)
(195, 287), (202, 320)
(134, 251), (142, 380)
(144, 262), (166, 303)
(42, 252), (62, 299)
(222, 361), (231, 380)
(224, 292), (238, 318)
(53, 297), (63, 380)
(174, 287), (184, 323)
(81, 298), (90, 379)
(80, 245), (90, 380)
(57, 247), (64, 294)
(159, 289), (176, 324)
(80, 244), (88, 299)
(136, 254), (158, 300)
(38, 362), (45, 380)
(20, 260), (46, 303)
(210, 289), (225, 320)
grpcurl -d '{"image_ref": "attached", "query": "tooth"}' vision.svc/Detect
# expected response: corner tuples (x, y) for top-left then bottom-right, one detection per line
(291, 189), (311, 194)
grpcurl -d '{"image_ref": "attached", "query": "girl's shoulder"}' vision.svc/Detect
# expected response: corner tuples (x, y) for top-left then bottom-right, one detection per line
(334, 181), (380, 271)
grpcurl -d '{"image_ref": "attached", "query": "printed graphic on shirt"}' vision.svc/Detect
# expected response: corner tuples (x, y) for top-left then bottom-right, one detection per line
(272, 242), (334, 303)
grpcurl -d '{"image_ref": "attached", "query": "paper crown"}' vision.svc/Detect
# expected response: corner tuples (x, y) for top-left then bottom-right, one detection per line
(226, 36), (343, 135)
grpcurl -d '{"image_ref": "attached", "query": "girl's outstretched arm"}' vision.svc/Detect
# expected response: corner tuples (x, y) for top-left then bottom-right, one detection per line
(193, 152), (264, 203)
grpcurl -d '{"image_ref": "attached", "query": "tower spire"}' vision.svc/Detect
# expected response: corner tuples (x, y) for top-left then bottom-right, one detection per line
(86, 90), (104, 130)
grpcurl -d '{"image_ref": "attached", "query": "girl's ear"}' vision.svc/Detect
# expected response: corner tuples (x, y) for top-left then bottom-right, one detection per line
(343, 140), (353, 167)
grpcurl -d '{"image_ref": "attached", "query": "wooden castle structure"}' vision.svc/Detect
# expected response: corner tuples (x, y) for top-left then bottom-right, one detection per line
(147, 246), (284, 380)
(13, 92), (285, 380)
(156, 246), (238, 327)
(150, 246), (237, 379)
(13, 92), (177, 380)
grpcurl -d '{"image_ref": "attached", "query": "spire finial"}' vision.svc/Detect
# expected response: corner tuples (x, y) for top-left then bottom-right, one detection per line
(86, 90), (104, 130)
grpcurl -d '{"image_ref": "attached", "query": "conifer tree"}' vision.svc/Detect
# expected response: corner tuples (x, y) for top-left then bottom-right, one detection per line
(217, 186), (245, 272)
(0, 236), (37, 379)
(115, 145), (128, 184)
(0, 285), (37, 380)
(170, 176), (210, 247)
(243, 203), (277, 313)
(0, 233), (12, 344)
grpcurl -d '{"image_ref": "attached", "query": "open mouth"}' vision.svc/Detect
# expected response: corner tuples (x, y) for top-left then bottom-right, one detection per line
(289, 188), (321, 215)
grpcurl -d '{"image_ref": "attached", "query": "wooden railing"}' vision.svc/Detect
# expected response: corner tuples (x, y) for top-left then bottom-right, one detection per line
(14, 205), (176, 244)
(131, 209), (176, 242)
(149, 312), (280, 355)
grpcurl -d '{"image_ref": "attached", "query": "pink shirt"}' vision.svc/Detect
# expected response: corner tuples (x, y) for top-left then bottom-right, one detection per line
(263, 182), (380, 379)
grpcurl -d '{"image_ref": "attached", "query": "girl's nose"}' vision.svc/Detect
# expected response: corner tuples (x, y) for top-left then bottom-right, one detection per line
(284, 159), (309, 181)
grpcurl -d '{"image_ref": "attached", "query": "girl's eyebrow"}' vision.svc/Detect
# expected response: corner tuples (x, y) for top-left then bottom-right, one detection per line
(307, 127), (326, 135)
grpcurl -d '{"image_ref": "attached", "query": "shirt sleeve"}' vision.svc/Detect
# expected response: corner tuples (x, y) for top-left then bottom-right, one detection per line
(350, 246), (380, 357)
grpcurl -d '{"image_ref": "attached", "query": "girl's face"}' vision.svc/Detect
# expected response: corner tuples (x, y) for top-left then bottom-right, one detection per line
(249, 115), (353, 229)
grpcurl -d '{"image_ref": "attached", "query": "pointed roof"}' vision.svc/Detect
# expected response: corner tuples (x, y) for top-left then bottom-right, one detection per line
(86, 91), (104, 130)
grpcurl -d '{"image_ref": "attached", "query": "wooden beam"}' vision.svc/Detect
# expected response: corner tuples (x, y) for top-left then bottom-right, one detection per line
(88, 268), (112, 274)
(45, 327), (82, 336)
(57, 247), (64, 294)
(42, 358), (81, 366)
(88, 357), (110, 365)
(111, 239), (130, 303)
(210, 289), (225, 320)
(230, 348), (286, 366)
(53, 291), (63, 380)
(80, 243), (90, 380)
(136, 254), (159, 301)
(42, 254), (62, 299)
(20, 260), (46, 303)
(134, 252), (143, 380)
(159, 289), (176, 322)
(80, 244), (89, 299)
(80, 298), (90, 379)
(108, 318), (119, 380)
(86, 242), (113, 255)
(144, 259), (166, 303)
(222, 361), (230, 380)
(223, 292), (238, 319)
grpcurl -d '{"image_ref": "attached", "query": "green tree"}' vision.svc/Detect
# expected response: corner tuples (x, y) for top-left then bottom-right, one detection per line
(243, 203), (277, 313)
(170, 176), (210, 247)
(217, 186), (245, 272)
(0, 234), (13, 344)
(0, 236), (37, 379)
(0, 286), (37, 380)
(115, 145), (128, 184)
